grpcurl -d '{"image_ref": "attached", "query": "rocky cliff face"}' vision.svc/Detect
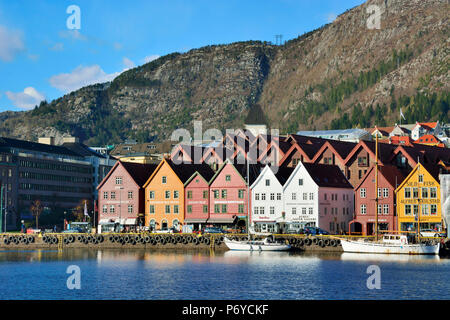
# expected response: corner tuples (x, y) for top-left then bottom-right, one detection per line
(0, 0), (448, 145)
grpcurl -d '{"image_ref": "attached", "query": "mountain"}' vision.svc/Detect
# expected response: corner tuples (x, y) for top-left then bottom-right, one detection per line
(0, 0), (448, 145)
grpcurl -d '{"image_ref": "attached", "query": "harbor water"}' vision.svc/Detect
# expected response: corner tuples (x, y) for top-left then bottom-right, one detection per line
(0, 248), (449, 300)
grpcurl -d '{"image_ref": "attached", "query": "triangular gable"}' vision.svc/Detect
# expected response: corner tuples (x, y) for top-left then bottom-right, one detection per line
(282, 161), (316, 192)
(343, 140), (377, 165)
(395, 162), (438, 193)
(142, 158), (183, 188)
(311, 141), (346, 164)
(257, 139), (284, 162)
(170, 144), (193, 163)
(249, 165), (280, 190)
(184, 171), (210, 187)
(388, 145), (418, 167)
(96, 161), (140, 190)
(201, 147), (226, 164)
(209, 159), (248, 186)
(279, 143), (312, 166)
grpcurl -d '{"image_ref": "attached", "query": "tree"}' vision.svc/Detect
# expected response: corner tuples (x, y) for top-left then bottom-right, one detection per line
(31, 200), (43, 229)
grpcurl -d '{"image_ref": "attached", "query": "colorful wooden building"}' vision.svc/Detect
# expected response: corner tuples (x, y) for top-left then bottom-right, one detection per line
(395, 162), (442, 232)
(97, 161), (157, 231)
(351, 165), (404, 235)
(143, 158), (213, 231)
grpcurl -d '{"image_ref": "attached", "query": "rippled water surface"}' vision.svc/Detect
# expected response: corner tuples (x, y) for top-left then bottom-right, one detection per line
(0, 248), (449, 300)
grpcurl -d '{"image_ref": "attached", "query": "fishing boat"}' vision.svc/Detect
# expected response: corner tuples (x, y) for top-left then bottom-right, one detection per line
(223, 236), (291, 251)
(340, 134), (440, 255)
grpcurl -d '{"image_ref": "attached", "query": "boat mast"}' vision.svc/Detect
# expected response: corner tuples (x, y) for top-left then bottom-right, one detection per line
(417, 162), (421, 243)
(375, 134), (379, 241)
(247, 159), (250, 240)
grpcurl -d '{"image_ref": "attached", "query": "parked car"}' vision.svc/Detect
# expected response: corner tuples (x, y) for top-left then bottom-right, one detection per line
(419, 229), (446, 238)
(303, 226), (330, 235)
(202, 227), (227, 234)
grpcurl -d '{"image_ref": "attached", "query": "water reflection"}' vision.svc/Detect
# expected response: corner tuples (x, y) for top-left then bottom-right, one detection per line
(340, 252), (441, 263)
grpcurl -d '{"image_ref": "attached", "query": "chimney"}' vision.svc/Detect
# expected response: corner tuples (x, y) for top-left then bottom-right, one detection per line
(38, 137), (55, 145)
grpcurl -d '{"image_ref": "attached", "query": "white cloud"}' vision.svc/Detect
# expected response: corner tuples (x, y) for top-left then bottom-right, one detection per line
(113, 42), (123, 50)
(122, 57), (135, 69)
(0, 25), (25, 62)
(49, 65), (121, 93)
(6, 87), (46, 110)
(142, 55), (160, 64)
(326, 12), (337, 23)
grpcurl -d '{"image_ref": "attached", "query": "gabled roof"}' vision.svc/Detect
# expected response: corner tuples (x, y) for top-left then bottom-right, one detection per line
(209, 159), (264, 186)
(312, 140), (356, 163)
(170, 144), (207, 163)
(97, 161), (158, 190)
(284, 161), (352, 189)
(395, 162), (440, 193)
(274, 166), (295, 186)
(415, 121), (439, 131)
(354, 164), (405, 191)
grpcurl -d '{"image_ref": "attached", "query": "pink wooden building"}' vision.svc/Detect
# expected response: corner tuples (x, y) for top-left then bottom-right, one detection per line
(208, 160), (263, 231)
(183, 168), (215, 231)
(97, 161), (157, 231)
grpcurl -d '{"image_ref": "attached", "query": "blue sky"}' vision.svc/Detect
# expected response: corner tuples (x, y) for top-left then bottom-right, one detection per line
(0, 0), (365, 112)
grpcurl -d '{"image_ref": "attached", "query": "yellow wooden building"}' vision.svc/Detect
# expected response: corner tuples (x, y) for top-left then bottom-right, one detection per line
(395, 162), (442, 232)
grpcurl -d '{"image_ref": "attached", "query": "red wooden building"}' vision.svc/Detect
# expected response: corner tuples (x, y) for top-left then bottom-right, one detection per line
(350, 164), (404, 235)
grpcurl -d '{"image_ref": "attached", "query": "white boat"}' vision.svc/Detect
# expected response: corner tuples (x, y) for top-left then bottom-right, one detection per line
(224, 237), (291, 251)
(339, 234), (440, 255)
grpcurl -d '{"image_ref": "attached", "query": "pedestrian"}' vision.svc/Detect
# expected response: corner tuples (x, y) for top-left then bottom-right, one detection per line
(21, 220), (26, 234)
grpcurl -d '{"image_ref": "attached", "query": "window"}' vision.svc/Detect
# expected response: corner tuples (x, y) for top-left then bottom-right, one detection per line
(430, 187), (437, 198)
(110, 205), (115, 214)
(238, 190), (245, 199)
(222, 204), (227, 213)
(377, 188), (382, 198)
(187, 191), (193, 199)
(265, 179), (270, 186)
(213, 190), (219, 199)
(418, 174), (423, 183)
(203, 190), (208, 199)
(110, 192), (116, 200)
(292, 193), (296, 200)
(378, 205), (382, 215)
(115, 177), (122, 185)
(149, 205), (155, 214)
(303, 193), (307, 200)
(324, 194), (327, 201)
(214, 204), (220, 213)
(174, 205), (179, 214)
(203, 205), (208, 213)
(360, 188), (366, 198)
(422, 188), (428, 198)
(383, 188), (389, 198)
(413, 188), (419, 199)
(174, 191), (179, 199)
(404, 188), (411, 198)
(165, 191), (170, 199)
(270, 207), (275, 215)
(102, 205), (107, 214)
(225, 175), (231, 181)
(238, 204), (244, 214)
(413, 204), (419, 217)
(309, 208), (313, 215)
(405, 204), (411, 216)
(260, 207), (265, 215)
(431, 204), (437, 215)
(187, 205), (192, 213)
(360, 204), (366, 215)
(302, 208), (307, 215)
(128, 191), (133, 199)
(309, 193), (314, 200)
(255, 193), (260, 200)
(254, 207), (259, 215)
(165, 205), (170, 214)
(330, 222), (335, 231)
(103, 192), (108, 199)
(292, 207), (296, 215)
(162, 176), (167, 184)
(422, 204), (429, 216)
(221, 189), (227, 199)
(261, 193), (266, 200)
(299, 179), (303, 186)
(270, 193), (275, 201)
(383, 204), (389, 215)
(149, 191), (155, 199)
(277, 193), (281, 200)
(128, 205), (133, 213)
